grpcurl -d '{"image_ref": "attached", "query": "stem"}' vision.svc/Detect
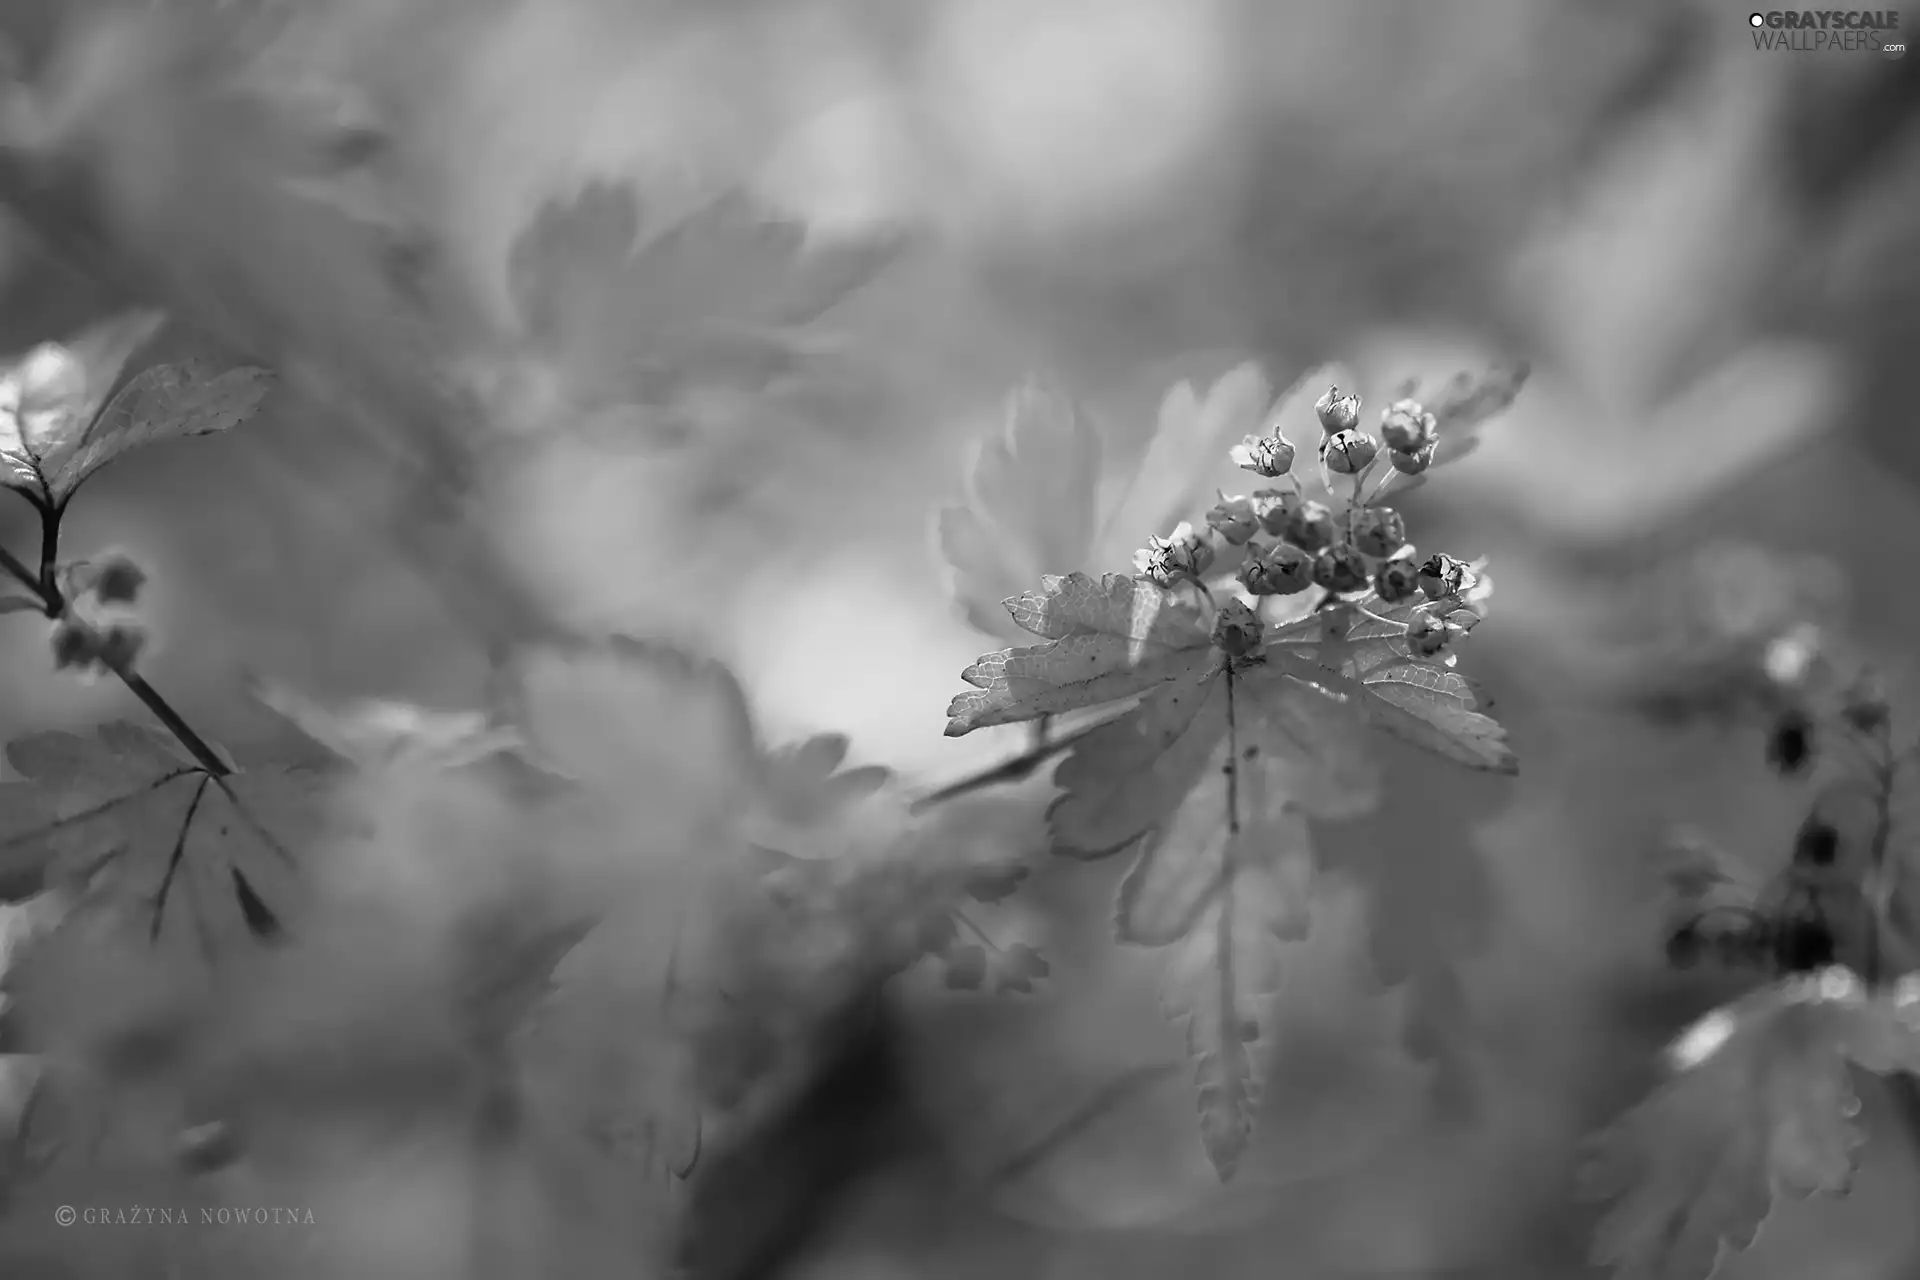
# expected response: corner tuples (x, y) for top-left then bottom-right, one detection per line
(910, 709), (1135, 814)
(0, 533), (230, 778)
(37, 500), (60, 606)
(952, 907), (1002, 953)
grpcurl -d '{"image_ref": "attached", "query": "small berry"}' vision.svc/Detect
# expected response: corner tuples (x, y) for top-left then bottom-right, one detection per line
(49, 621), (93, 670)
(1249, 488), (1300, 537)
(1418, 553), (1468, 600)
(1374, 554), (1422, 603)
(1379, 399), (1437, 453)
(1205, 494), (1261, 545)
(1390, 443), (1434, 475)
(1230, 433), (1295, 478)
(1239, 542), (1314, 595)
(1406, 611), (1451, 657)
(92, 555), (145, 606)
(1211, 599), (1264, 657)
(1133, 522), (1214, 587)
(1321, 429), (1379, 475)
(1314, 386), (1362, 434)
(1283, 500), (1336, 551)
(1311, 545), (1370, 594)
(1348, 507), (1406, 558)
(1766, 711), (1812, 775)
(96, 624), (145, 671)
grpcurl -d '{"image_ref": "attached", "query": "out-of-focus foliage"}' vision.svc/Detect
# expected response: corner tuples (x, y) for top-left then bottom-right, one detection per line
(0, 0), (1914, 1278)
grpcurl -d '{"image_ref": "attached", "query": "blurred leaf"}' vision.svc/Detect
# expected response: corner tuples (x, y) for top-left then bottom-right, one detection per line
(937, 362), (1277, 646)
(247, 677), (524, 771)
(1579, 970), (1920, 1280)
(505, 183), (899, 424)
(1093, 360), (1275, 566)
(0, 723), (334, 954)
(936, 378), (1103, 644)
(1412, 359), (1530, 471)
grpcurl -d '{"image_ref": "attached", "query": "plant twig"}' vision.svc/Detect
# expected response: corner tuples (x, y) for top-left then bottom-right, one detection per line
(910, 708), (1133, 814)
(0, 534), (230, 777)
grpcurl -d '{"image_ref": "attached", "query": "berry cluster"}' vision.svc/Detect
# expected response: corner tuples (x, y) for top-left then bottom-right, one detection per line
(1132, 382), (1479, 659)
(47, 552), (148, 678)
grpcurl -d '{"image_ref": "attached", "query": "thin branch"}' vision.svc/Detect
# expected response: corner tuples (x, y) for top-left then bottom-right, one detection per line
(0, 532), (230, 777)
(909, 708), (1133, 814)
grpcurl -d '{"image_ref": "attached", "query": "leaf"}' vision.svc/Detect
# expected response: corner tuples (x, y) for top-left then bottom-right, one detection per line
(1045, 659), (1378, 1178)
(937, 361), (1276, 644)
(506, 183), (899, 414)
(248, 679), (525, 771)
(936, 379), (1104, 643)
(944, 572), (1214, 736)
(1275, 594), (1517, 774)
(1579, 970), (1920, 1280)
(988, 941), (1050, 995)
(1, 322), (272, 508)
(456, 909), (598, 1049)
(1352, 661), (1516, 773)
(1093, 361), (1276, 565)
(1418, 360), (1529, 470)
(0, 723), (336, 966)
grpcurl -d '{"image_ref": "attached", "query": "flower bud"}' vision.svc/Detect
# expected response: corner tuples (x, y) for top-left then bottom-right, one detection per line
(1249, 488), (1300, 537)
(1406, 611), (1451, 657)
(1238, 542), (1314, 595)
(1229, 433), (1295, 478)
(1283, 500), (1336, 551)
(1314, 386), (1362, 434)
(1379, 399), (1437, 453)
(1321, 429), (1379, 475)
(1310, 545), (1370, 594)
(1374, 553), (1422, 603)
(1417, 553), (1468, 600)
(96, 624), (145, 671)
(1348, 507), (1406, 558)
(91, 554), (146, 606)
(1211, 599), (1264, 657)
(1390, 443), (1434, 475)
(1205, 493), (1260, 545)
(1133, 521), (1214, 587)
(49, 621), (93, 670)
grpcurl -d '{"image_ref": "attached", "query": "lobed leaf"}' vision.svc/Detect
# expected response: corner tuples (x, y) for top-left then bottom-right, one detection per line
(936, 380), (1104, 643)
(1044, 659), (1381, 1178)
(506, 183), (899, 417)
(1093, 360), (1275, 565)
(1579, 988), (1864, 1280)
(945, 573), (1213, 736)
(0, 723), (335, 959)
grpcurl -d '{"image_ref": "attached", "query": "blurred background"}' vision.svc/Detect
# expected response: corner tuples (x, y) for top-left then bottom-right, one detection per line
(0, 0), (1917, 1277)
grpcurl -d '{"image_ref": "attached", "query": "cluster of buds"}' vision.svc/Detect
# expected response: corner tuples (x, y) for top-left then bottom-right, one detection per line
(47, 550), (148, 678)
(1133, 380), (1481, 661)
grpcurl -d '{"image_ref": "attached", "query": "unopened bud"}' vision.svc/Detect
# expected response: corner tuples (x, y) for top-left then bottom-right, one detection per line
(1379, 399), (1437, 453)
(1321, 429), (1379, 475)
(1314, 386), (1362, 434)
(1133, 522), (1215, 588)
(1310, 545), (1370, 594)
(1229, 433), (1295, 478)
(1211, 599), (1264, 657)
(1239, 542), (1314, 596)
(1374, 552), (1421, 603)
(1348, 507), (1406, 558)
(1205, 494), (1260, 545)
(1283, 500), (1337, 552)
(1249, 488), (1300, 537)
(1417, 553), (1468, 601)
(1390, 443), (1434, 475)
